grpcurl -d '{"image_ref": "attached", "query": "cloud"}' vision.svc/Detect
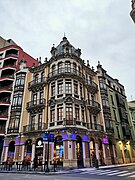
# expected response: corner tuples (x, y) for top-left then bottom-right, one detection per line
(0, 0), (134, 100)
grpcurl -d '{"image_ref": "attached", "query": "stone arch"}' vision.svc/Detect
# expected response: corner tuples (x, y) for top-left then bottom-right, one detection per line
(98, 138), (104, 165)
(76, 135), (84, 168)
(24, 139), (32, 160)
(90, 137), (96, 167)
(108, 139), (115, 164)
(8, 141), (15, 159)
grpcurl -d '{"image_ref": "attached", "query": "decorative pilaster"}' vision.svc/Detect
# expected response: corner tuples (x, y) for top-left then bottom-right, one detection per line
(82, 141), (90, 167)
(31, 143), (35, 162)
(95, 143), (99, 160)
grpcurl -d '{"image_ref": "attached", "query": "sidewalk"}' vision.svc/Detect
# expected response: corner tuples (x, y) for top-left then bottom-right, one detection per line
(0, 163), (135, 175)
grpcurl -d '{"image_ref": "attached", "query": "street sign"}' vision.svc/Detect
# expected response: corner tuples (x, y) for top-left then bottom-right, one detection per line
(42, 133), (54, 142)
(42, 133), (48, 141)
(49, 134), (54, 142)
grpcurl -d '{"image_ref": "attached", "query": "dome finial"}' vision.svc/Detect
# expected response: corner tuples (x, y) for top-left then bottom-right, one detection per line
(63, 32), (67, 41)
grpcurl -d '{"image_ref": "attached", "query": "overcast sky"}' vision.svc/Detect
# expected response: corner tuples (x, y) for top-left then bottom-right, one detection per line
(0, 0), (134, 100)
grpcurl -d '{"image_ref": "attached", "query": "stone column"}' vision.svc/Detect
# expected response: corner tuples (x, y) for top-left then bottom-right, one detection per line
(31, 143), (35, 162)
(21, 144), (25, 161)
(63, 139), (77, 168)
(95, 143), (99, 160)
(82, 141), (90, 167)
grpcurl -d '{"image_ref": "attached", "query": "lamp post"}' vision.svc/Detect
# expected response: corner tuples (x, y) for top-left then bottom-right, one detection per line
(42, 132), (54, 172)
(45, 133), (50, 172)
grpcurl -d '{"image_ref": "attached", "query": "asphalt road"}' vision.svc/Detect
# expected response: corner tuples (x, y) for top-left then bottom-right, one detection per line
(0, 165), (135, 180)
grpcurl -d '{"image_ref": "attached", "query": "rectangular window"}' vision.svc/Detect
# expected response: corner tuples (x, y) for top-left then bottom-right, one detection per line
(74, 80), (78, 95)
(93, 116), (97, 130)
(75, 105), (80, 121)
(33, 93), (37, 104)
(50, 107), (55, 122)
(66, 104), (73, 120)
(58, 62), (63, 73)
(80, 83), (83, 97)
(65, 80), (72, 94)
(38, 114), (42, 129)
(30, 115), (36, 130)
(81, 106), (85, 122)
(57, 104), (63, 121)
(113, 110), (117, 121)
(51, 82), (55, 96)
(90, 114), (92, 129)
(65, 61), (71, 72)
(116, 126), (120, 139)
(40, 91), (44, 103)
(111, 95), (114, 105)
(12, 92), (23, 106)
(73, 63), (77, 73)
(58, 81), (63, 95)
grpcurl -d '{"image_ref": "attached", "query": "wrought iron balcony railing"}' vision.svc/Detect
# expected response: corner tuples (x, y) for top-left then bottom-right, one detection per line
(85, 79), (98, 91)
(28, 77), (47, 90)
(86, 100), (101, 114)
(23, 123), (46, 132)
(26, 98), (45, 111)
(48, 68), (85, 81)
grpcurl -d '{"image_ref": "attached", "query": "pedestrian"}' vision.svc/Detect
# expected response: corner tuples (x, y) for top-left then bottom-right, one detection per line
(33, 157), (37, 171)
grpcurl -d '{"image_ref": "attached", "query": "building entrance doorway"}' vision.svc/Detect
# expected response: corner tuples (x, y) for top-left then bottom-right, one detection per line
(24, 139), (32, 161)
(8, 141), (15, 159)
(76, 135), (84, 168)
(35, 138), (43, 167)
(109, 140), (115, 164)
(90, 138), (95, 167)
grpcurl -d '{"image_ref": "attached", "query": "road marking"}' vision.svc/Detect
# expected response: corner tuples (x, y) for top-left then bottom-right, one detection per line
(118, 172), (135, 176)
(107, 171), (128, 176)
(129, 174), (135, 178)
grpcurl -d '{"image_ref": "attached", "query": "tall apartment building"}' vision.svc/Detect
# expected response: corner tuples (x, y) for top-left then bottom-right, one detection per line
(128, 101), (135, 153)
(130, 0), (135, 23)
(0, 36), (38, 160)
(1, 37), (134, 169)
(97, 62), (135, 164)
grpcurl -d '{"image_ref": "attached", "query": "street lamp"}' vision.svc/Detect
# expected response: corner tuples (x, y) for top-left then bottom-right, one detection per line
(42, 131), (54, 172)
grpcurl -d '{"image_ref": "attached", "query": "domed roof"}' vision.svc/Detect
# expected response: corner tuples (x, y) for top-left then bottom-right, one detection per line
(50, 37), (81, 58)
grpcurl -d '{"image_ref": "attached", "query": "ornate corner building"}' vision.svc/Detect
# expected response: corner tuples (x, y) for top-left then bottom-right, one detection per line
(1, 37), (135, 169)
(130, 0), (135, 23)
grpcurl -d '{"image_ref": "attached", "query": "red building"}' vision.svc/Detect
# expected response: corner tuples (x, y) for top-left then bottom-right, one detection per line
(0, 36), (38, 160)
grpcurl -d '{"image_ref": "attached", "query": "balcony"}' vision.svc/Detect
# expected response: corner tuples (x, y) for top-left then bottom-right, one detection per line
(86, 100), (101, 114)
(48, 68), (85, 82)
(103, 106), (111, 114)
(0, 98), (10, 105)
(106, 127), (114, 134)
(0, 112), (8, 119)
(28, 77), (47, 91)
(0, 66), (16, 71)
(85, 79), (98, 94)
(0, 75), (14, 81)
(0, 129), (5, 135)
(26, 98), (45, 112)
(7, 128), (19, 134)
(23, 123), (46, 133)
(100, 87), (108, 95)
(87, 123), (104, 131)
(5, 49), (18, 58)
(0, 86), (12, 93)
